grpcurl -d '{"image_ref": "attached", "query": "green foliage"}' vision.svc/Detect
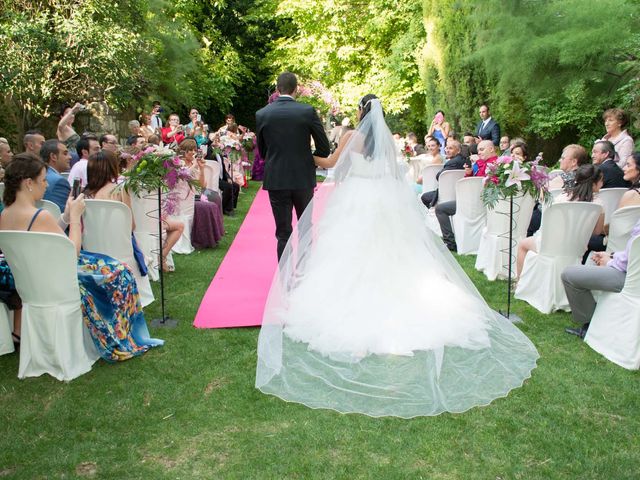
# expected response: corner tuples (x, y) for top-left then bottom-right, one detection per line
(268, 0), (428, 129)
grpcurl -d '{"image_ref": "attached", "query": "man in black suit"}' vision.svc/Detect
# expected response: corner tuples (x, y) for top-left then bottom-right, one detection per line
(475, 104), (500, 146)
(592, 140), (631, 189)
(256, 72), (331, 260)
(421, 139), (469, 208)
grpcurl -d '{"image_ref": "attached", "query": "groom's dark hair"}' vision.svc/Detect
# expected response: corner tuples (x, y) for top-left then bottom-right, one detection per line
(277, 72), (297, 95)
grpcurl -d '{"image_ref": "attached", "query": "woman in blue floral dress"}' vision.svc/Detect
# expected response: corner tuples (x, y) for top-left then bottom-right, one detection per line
(0, 153), (163, 360)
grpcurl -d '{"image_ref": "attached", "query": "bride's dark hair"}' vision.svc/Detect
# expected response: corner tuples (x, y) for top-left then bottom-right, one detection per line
(357, 94), (383, 159)
(358, 94), (382, 121)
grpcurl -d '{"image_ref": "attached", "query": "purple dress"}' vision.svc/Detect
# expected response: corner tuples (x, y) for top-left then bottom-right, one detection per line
(251, 141), (265, 181)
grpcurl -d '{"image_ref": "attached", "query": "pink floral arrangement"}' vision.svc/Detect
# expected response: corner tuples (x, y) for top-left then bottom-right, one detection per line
(121, 145), (198, 215)
(482, 156), (551, 208)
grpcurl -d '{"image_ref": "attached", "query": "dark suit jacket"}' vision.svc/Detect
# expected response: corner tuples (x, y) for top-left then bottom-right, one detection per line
(435, 154), (469, 181)
(425, 154), (470, 206)
(413, 144), (426, 156)
(44, 166), (70, 213)
(599, 159), (631, 189)
(256, 97), (330, 190)
(475, 118), (500, 146)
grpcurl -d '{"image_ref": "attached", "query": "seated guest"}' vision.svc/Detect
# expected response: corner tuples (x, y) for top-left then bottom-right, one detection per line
(435, 140), (497, 251)
(0, 138), (14, 182)
(68, 135), (100, 189)
(99, 134), (119, 152)
(139, 113), (155, 141)
(601, 108), (634, 169)
(510, 141), (528, 162)
(585, 142), (633, 256)
(161, 113), (185, 145)
(562, 217), (640, 339)
(516, 164), (605, 279)
(169, 139), (206, 254)
(41, 139), (72, 212)
(421, 139), (468, 208)
(424, 137), (444, 165)
(23, 130), (45, 157)
(0, 154), (163, 360)
(499, 136), (510, 155)
(618, 153), (640, 209)
(405, 132), (426, 156)
(592, 140), (631, 189)
(206, 133), (239, 215)
(127, 135), (145, 148)
(549, 144), (590, 191)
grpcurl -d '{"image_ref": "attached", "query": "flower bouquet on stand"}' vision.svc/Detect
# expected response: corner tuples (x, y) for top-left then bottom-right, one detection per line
(480, 156), (551, 321)
(120, 145), (199, 328)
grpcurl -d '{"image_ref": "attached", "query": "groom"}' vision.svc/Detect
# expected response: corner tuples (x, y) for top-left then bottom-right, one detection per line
(256, 72), (331, 260)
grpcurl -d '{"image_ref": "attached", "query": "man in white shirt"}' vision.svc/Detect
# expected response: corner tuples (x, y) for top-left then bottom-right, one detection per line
(150, 101), (163, 133)
(68, 136), (100, 188)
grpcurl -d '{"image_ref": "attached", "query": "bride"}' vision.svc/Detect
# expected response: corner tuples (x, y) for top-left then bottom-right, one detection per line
(255, 94), (538, 418)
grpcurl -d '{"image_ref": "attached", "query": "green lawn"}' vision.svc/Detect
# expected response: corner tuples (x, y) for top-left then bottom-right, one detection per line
(1, 181), (639, 479)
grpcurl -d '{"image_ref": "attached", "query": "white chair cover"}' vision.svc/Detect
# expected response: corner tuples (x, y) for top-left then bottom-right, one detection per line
(475, 194), (535, 280)
(451, 177), (486, 254)
(36, 199), (61, 219)
(515, 202), (603, 313)
(549, 188), (563, 200)
(606, 205), (640, 253)
(169, 180), (195, 255)
(585, 236), (640, 369)
(130, 190), (176, 280)
(437, 170), (465, 204)
(598, 188), (628, 225)
(420, 164), (442, 193)
(82, 200), (154, 307)
(204, 160), (222, 194)
(0, 231), (99, 381)
(0, 303), (14, 356)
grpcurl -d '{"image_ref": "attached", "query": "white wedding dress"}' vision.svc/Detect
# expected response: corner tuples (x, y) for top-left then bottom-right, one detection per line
(256, 100), (538, 418)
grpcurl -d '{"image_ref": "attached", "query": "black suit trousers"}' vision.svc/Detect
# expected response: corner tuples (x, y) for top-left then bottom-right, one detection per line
(268, 188), (314, 260)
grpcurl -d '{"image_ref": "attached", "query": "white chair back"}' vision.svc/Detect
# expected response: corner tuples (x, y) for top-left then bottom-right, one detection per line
(129, 190), (173, 280)
(607, 206), (640, 253)
(82, 200), (154, 306)
(130, 190), (159, 234)
(0, 231), (98, 380)
(452, 177), (486, 254)
(420, 165), (442, 193)
(454, 177), (485, 219)
(585, 236), (640, 369)
(437, 170), (465, 203)
(539, 202), (603, 256)
(36, 199), (61, 219)
(203, 163), (221, 193)
(0, 303), (14, 356)
(598, 188), (628, 225)
(548, 169), (563, 178)
(622, 235), (640, 296)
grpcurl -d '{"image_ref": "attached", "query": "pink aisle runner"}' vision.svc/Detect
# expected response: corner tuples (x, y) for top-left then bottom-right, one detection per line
(194, 188), (277, 328)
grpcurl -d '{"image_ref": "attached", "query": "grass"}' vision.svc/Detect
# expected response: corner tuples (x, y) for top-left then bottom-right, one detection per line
(1, 181), (639, 479)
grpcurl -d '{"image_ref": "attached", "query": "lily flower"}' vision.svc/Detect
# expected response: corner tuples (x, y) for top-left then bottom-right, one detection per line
(505, 160), (530, 188)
